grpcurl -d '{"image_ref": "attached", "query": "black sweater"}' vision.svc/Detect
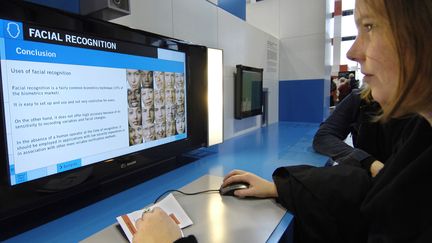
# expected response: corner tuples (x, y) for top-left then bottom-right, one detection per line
(274, 116), (432, 243)
(313, 90), (408, 171)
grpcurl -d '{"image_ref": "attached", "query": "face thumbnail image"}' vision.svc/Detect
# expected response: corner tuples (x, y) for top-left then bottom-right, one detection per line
(154, 88), (165, 108)
(141, 87), (154, 108)
(166, 120), (176, 136)
(175, 88), (185, 106)
(176, 104), (185, 120)
(165, 103), (176, 121)
(164, 72), (175, 89)
(154, 71), (165, 91)
(175, 73), (184, 89)
(128, 88), (141, 108)
(143, 124), (156, 142)
(176, 117), (185, 134)
(129, 125), (143, 145)
(155, 121), (166, 139)
(165, 87), (175, 105)
(142, 106), (155, 126)
(126, 69), (141, 90)
(128, 107), (142, 127)
(141, 70), (153, 88)
(154, 105), (166, 122)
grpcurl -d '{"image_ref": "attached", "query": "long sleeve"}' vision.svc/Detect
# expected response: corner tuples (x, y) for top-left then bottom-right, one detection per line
(272, 164), (371, 243)
(361, 117), (432, 243)
(313, 90), (376, 167)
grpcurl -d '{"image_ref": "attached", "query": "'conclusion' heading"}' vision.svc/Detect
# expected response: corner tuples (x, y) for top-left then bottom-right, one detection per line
(28, 28), (117, 50)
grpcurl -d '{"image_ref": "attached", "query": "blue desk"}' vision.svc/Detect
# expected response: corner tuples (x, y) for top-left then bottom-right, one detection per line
(5, 122), (328, 243)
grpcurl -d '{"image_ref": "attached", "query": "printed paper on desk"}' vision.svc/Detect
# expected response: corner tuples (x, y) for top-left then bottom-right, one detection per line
(116, 193), (193, 243)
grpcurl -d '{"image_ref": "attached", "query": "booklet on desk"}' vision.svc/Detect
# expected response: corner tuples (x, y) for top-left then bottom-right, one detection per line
(116, 193), (193, 242)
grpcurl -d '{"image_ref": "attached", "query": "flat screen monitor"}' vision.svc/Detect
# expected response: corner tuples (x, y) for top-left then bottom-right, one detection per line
(234, 65), (263, 119)
(0, 1), (208, 239)
(2, 23), (188, 186)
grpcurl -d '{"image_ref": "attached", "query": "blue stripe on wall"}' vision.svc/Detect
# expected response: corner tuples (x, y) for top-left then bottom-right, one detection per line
(218, 0), (246, 21)
(279, 79), (329, 123)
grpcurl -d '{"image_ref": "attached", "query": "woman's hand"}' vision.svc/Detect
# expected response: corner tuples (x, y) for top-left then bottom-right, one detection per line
(222, 170), (278, 198)
(133, 207), (182, 243)
(370, 160), (384, 177)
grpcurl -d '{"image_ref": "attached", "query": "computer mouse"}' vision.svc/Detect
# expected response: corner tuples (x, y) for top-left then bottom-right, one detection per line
(219, 182), (249, 196)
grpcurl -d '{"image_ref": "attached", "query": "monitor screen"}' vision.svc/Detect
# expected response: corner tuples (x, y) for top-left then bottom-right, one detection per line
(234, 65), (263, 119)
(0, 19), (188, 186)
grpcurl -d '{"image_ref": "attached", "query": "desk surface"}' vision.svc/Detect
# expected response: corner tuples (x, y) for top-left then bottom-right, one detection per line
(82, 175), (287, 243)
(5, 122), (327, 243)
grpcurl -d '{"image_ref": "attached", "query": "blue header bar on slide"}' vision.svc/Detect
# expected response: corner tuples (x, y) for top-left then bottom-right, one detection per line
(2, 39), (185, 72)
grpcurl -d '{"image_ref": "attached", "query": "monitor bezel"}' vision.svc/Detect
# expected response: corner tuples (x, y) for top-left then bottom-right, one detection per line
(234, 64), (264, 119)
(0, 1), (208, 239)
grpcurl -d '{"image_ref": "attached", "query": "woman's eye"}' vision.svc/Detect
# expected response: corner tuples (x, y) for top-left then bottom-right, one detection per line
(364, 24), (374, 32)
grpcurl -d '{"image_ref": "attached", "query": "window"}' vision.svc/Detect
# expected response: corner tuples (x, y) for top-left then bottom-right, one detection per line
(341, 15), (356, 37)
(331, 0), (363, 83)
(342, 0), (355, 11)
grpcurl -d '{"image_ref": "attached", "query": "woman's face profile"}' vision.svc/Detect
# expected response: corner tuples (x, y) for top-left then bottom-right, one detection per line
(347, 0), (399, 106)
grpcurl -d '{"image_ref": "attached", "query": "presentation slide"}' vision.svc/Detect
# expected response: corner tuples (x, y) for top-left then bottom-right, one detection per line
(0, 19), (187, 185)
(5, 61), (128, 173)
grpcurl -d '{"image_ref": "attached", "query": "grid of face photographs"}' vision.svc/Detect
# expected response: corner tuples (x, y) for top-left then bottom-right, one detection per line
(127, 69), (186, 146)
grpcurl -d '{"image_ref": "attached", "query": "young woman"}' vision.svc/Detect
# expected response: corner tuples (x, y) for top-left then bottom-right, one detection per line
(133, 0), (432, 242)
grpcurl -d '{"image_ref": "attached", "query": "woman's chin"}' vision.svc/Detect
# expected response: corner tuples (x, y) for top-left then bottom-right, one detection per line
(370, 90), (386, 106)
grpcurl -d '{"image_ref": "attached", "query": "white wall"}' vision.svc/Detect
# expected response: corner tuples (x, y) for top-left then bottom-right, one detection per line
(279, 0), (328, 80)
(246, 0), (280, 39)
(246, 0), (332, 122)
(246, 0), (331, 81)
(218, 8), (279, 138)
(112, 0), (278, 140)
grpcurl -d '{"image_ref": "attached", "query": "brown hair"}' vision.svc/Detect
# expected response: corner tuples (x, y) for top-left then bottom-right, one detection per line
(365, 0), (432, 120)
(360, 85), (374, 104)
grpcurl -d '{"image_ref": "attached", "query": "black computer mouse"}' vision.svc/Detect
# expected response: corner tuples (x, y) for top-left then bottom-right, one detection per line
(219, 182), (249, 196)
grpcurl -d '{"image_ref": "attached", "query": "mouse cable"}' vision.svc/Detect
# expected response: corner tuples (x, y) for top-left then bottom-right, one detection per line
(154, 189), (220, 204)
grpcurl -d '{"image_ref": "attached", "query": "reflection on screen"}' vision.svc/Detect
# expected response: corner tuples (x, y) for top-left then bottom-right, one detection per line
(0, 19), (187, 185)
(241, 70), (262, 113)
